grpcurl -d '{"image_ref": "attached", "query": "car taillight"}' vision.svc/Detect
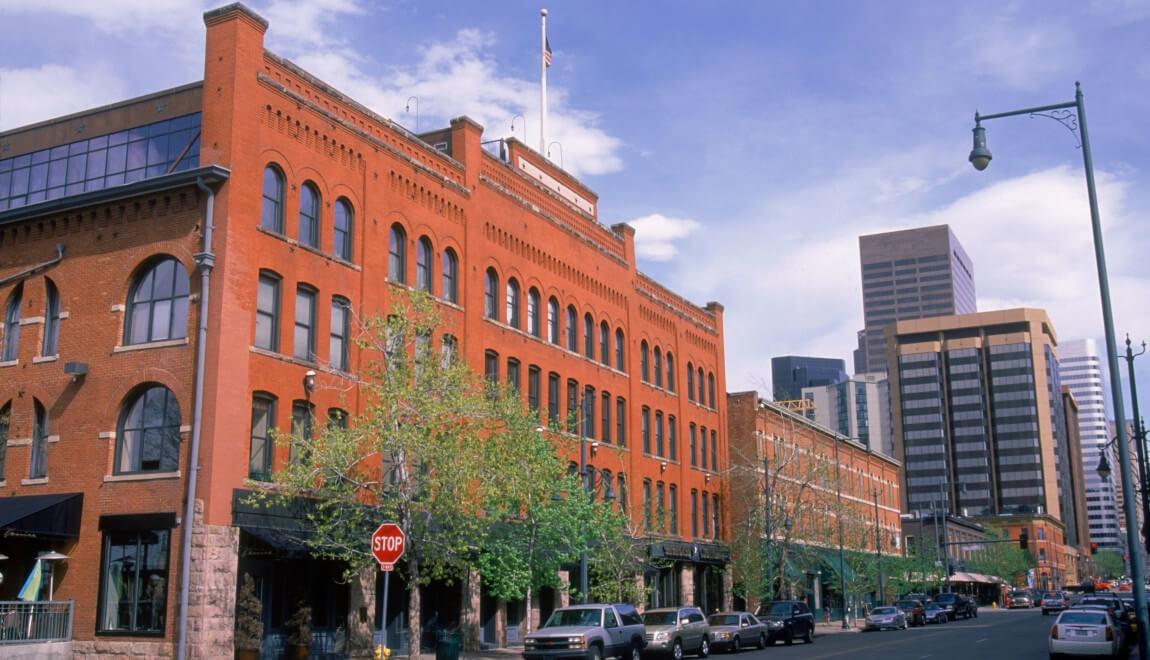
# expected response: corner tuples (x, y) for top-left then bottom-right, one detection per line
(1106, 626), (1114, 641)
(1051, 625), (1059, 639)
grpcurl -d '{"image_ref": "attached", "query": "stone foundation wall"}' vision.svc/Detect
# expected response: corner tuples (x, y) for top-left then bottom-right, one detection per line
(186, 500), (241, 659)
(73, 638), (172, 657)
(348, 565), (377, 658)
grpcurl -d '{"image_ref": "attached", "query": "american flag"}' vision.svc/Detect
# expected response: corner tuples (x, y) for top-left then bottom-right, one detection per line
(544, 38), (553, 68)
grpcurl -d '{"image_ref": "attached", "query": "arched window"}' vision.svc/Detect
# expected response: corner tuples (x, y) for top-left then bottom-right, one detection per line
(43, 279), (61, 357)
(666, 352), (675, 392)
(116, 385), (181, 474)
(708, 372), (716, 408)
(2, 282), (23, 362)
(125, 258), (190, 345)
(640, 341), (650, 382)
(298, 181), (320, 248)
(0, 400), (10, 481)
(599, 321), (609, 365)
(687, 362), (695, 402)
(506, 278), (521, 329)
(583, 314), (594, 358)
(527, 288), (541, 337)
(698, 367), (706, 402)
(653, 347), (663, 388)
(293, 285), (317, 361)
(441, 249), (459, 303)
(333, 198), (353, 261)
(249, 393), (276, 481)
(30, 398), (48, 479)
(388, 224), (407, 283)
(547, 298), (559, 344)
(330, 297), (350, 372)
(566, 306), (577, 351)
(255, 271), (281, 351)
(484, 268), (499, 320)
(615, 329), (625, 371)
(416, 237), (434, 293)
(261, 165), (285, 232)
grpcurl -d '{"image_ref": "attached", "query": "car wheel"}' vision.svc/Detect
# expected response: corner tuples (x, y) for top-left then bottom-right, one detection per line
(698, 637), (710, 658)
(784, 629), (794, 646)
(803, 626), (813, 644)
(672, 640), (683, 660)
(756, 633), (766, 650)
(902, 619), (909, 630)
(629, 643), (642, 660)
(588, 645), (602, 660)
(731, 637), (739, 654)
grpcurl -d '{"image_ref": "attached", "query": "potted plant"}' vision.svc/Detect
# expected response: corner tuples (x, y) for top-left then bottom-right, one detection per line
(285, 601), (313, 659)
(234, 574), (263, 660)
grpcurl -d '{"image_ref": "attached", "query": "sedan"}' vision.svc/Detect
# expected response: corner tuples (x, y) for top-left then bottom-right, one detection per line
(865, 606), (908, 632)
(893, 600), (926, 627)
(1049, 609), (1123, 657)
(706, 612), (766, 653)
(924, 603), (949, 625)
(1042, 592), (1070, 615)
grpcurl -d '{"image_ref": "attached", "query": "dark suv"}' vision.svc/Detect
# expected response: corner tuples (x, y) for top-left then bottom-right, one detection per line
(931, 593), (975, 621)
(754, 600), (815, 646)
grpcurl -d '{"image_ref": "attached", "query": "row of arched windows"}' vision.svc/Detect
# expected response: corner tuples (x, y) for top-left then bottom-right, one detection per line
(248, 391), (348, 481)
(387, 224), (459, 304)
(483, 267), (627, 371)
(262, 164), (355, 262)
(255, 269), (352, 372)
(686, 360), (718, 409)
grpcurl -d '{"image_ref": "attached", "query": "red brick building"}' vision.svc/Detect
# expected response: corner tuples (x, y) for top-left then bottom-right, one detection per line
(0, 3), (729, 657)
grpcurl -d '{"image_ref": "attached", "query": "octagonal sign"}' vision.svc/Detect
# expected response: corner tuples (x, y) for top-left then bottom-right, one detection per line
(371, 522), (406, 571)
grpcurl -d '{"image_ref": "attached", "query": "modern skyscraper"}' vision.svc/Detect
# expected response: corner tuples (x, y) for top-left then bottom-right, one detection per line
(857, 225), (976, 375)
(887, 309), (1088, 587)
(801, 373), (893, 457)
(770, 355), (846, 400)
(1059, 339), (1121, 549)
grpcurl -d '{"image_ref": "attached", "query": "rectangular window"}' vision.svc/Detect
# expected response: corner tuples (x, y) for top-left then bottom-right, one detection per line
(711, 430), (718, 470)
(507, 358), (521, 392)
(567, 379), (579, 433)
(616, 397), (626, 447)
(484, 350), (499, 383)
(643, 479), (653, 530)
(712, 494), (720, 539)
(548, 372), (560, 427)
(690, 424), (697, 467)
(655, 411), (664, 457)
(618, 474), (628, 514)
(700, 426), (708, 469)
(528, 366), (541, 413)
(691, 489), (699, 537)
(668, 416), (677, 462)
(642, 407), (651, 454)
(290, 401), (313, 465)
(255, 274), (280, 350)
(702, 490), (710, 537)
(583, 387), (595, 439)
(98, 527), (171, 634)
(249, 395), (275, 481)
(293, 287), (316, 361)
(329, 298), (349, 371)
(30, 405), (48, 480)
(601, 392), (611, 444)
(669, 484), (678, 535)
(656, 481), (666, 532)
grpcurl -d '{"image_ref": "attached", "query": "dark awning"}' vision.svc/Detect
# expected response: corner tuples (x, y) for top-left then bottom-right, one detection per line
(233, 488), (316, 558)
(0, 493), (83, 539)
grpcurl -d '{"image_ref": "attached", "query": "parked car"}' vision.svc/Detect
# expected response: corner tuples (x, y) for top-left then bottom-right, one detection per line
(932, 592), (975, 620)
(641, 607), (710, 659)
(754, 600), (815, 646)
(924, 603), (949, 624)
(523, 604), (646, 660)
(1076, 598), (1136, 651)
(705, 612), (766, 653)
(1041, 592), (1070, 615)
(1049, 609), (1123, 658)
(893, 600), (926, 627)
(865, 606), (908, 632)
(1009, 590), (1035, 609)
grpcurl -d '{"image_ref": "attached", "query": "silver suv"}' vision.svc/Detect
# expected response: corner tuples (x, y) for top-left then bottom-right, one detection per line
(641, 607), (710, 659)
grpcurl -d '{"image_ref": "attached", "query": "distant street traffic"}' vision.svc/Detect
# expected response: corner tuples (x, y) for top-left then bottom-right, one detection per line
(723, 608), (1077, 660)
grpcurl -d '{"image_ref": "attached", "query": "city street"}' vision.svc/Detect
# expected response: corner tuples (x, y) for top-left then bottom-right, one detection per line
(721, 609), (1073, 660)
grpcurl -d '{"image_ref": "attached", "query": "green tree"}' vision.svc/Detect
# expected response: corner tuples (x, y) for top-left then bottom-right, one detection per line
(966, 532), (1034, 586)
(255, 291), (594, 649)
(1093, 549), (1125, 580)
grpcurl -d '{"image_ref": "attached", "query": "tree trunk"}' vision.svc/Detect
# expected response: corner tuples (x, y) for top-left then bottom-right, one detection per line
(408, 562), (422, 659)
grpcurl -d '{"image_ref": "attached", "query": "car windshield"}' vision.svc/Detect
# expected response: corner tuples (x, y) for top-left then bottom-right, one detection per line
(544, 608), (602, 628)
(1060, 612), (1107, 625)
(894, 601), (918, 609)
(935, 594), (956, 603)
(708, 614), (739, 626)
(926, 603), (943, 610)
(642, 611), (678, 626)
(871, 607), (898, 615)
(765, 603), (793, 617)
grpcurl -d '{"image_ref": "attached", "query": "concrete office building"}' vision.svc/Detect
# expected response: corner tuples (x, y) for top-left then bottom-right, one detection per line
(855, 225), (976, 375)
(1059, 339), (1121, 549)
(801, 373), (894, 457)
(887, 309), (1089, 588)
(770, 355), (846, 400)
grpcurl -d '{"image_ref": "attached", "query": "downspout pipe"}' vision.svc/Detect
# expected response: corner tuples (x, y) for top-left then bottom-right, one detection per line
(177, 177), (218, 660)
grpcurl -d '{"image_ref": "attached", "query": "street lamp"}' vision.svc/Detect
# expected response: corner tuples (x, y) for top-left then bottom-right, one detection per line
(873, 489), (886, 606)
(969, 82), (1149, 659)
(579, 391), (590, 604)
(832, 433), (849, 629)
(1120, 336), (1149, 554)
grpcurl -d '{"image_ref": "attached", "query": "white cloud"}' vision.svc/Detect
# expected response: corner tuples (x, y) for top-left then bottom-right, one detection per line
(2, 0), (208, 32)
(623, 214), (701, 261)
(260, 0), (365, 49)
(0, 65), (127, 131)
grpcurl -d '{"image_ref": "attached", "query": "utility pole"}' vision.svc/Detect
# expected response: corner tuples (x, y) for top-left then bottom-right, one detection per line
(1121, 335), (1149, 554)
(874, 490), (885, 605)
(763, 454), (772, 602)
(939, 481), (952, 593)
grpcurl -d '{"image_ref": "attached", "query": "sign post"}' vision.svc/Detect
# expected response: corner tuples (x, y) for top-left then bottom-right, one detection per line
(372, 523), (406, 655)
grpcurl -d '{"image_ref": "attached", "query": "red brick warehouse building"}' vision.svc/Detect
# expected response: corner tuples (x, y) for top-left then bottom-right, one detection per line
(0, 3), (730, 657)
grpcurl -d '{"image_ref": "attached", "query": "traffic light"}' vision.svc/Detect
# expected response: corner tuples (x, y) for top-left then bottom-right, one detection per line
(1019, 528), (1029, 550)
(1091, 542), (1099, 555)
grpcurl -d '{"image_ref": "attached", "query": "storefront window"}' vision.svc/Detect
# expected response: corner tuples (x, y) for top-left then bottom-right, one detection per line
(99, 528), (170, 634)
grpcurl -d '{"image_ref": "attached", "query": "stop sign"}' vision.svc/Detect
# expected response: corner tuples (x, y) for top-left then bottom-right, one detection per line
(371, 523), (406, 570)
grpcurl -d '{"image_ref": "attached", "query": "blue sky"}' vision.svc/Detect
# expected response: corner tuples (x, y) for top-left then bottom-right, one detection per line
(2, 0), (1148, 418)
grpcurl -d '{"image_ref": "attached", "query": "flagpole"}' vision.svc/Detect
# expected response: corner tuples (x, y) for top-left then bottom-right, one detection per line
(540, 7), (548, 154)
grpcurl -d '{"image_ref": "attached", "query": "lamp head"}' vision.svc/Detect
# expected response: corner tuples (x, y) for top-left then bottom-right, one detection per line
(304, 370), (317, 394)
(969, 123), (992, 171)
(1096, 452), (1112, 481)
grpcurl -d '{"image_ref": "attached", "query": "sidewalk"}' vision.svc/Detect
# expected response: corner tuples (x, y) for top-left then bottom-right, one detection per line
(815, 618), (864, 634)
